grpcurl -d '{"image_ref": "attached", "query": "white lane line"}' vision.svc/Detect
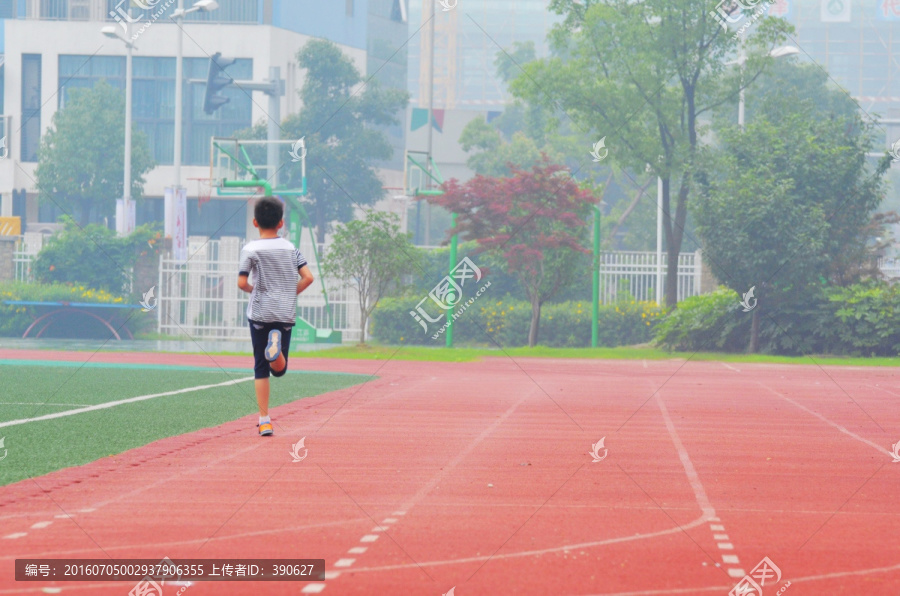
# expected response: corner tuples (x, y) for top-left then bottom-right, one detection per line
(720, 363), (740, 372)
(722, 555), (740, 564)
(333, 559), (355, 568)
(0, 377), (254, 429)
(300, 584), (326, 594)
(360, 535), (379, 543)
(758, 383), (893, 458)
(381, 518), (398, 524)
(717, 543), (734, 550)
(347, 547), (367, 554)
(709, 524), (725, 531)
(323, 571), (341, 580)
(712, 534), (729, 540)
(391, 511), (406, 516)
(53, 514), (72, 519)
(30, 521), (52, 529)
(3, 533), (27, 539)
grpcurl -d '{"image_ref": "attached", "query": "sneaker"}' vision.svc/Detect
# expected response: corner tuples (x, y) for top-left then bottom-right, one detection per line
(258, 422), (274, 436)
(265, 329), (282, 362)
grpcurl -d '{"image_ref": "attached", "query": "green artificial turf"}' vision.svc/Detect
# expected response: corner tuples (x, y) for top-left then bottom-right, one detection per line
(0, 361), (369, 486)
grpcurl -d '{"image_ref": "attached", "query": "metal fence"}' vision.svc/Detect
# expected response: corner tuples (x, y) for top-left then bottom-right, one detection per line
(13, 233), (44, 283)
(599, 251), (702, 304)
(157, 236), (362, 342)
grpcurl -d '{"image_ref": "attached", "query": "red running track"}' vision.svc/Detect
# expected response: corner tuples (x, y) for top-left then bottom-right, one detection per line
(0, 350), (899, 595)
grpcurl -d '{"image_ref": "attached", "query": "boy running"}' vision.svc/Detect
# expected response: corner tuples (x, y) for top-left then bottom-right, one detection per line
(238, 197), (314, 436)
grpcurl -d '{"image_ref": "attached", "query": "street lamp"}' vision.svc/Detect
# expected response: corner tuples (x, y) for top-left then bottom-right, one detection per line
(735, 44), (800, 129)
(170, 0), (218, 189)
(101, 23), (137, 236)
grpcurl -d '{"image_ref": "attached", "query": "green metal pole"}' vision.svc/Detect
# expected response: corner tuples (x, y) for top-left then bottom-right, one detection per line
(446, 212), (458, 348)
(592, 204), (600, 348)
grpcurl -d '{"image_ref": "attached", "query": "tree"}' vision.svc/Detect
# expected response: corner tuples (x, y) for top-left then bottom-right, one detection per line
(323, 211), (421, 343)
(429, 156), (598, 346)
(34, 80), (155, 227)
(512, 0), (791, 307)
(239, 40), (408, 243)
(695, 110), (888, 352)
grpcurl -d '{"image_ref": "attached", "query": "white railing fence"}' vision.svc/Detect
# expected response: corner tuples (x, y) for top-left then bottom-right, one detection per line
(157, 236), (362, 342)
(599, 251), (702, 304)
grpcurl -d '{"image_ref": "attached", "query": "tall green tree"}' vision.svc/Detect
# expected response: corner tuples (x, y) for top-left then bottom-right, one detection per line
(240, 40), (408, 243)
(513, 0), (791, 307)
(323, 211), (422, 343)
(34, 80), (155, 227)
(695, 110), (888, 352)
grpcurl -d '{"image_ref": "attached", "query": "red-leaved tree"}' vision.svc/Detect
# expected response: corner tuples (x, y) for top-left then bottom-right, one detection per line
(428, 156), (598, 346)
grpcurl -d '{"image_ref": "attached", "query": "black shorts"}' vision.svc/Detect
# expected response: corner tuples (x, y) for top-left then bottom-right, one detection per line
(249, 319), (293, 379)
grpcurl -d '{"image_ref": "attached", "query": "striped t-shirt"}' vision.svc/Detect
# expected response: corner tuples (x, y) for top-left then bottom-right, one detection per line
(238, 237), (308, 324)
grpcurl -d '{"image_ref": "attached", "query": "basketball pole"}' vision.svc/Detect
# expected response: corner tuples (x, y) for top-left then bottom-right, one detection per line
(446, 212), (458, 348)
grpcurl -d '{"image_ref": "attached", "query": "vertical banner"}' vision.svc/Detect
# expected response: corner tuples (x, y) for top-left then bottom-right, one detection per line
(115, 199), (135, 235)
(173, 187), (188, 264)
(822, 0), (851, 22)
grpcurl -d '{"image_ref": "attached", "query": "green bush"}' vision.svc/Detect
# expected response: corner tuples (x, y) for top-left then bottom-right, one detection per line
(829, 282), (900, 356)
(32, 216), (162, 293)
(654, 287), (749, 352)
(0, 281), (137, 338)
(371, 294), (665, 347)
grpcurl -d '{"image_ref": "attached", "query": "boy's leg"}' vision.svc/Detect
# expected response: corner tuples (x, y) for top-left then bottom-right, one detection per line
(249, 320), (274, 435)
(255, 378), (270, 417)
(270, 324), (293, 377)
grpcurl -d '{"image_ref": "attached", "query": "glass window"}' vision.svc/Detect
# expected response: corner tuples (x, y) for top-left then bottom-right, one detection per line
(21, 54), (42, 162)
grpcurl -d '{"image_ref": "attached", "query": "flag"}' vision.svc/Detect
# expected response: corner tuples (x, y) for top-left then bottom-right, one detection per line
(821, 0), (850, 22)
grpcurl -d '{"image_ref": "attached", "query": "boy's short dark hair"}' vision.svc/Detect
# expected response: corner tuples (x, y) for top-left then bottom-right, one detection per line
(254, 197), (284, 230)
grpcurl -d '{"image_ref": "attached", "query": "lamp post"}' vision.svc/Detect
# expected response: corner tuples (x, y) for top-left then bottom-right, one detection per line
(101, 23), (136, 236)
(735, 44), (800, 130)
(169, 0), (218, 188)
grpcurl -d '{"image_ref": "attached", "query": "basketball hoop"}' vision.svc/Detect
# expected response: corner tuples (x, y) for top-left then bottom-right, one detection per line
(187, 177), (214, 210)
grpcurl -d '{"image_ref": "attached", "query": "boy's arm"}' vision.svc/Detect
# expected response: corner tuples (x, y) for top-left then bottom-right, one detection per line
(238, 274), (253, 293)
(297, 265), (314, 295)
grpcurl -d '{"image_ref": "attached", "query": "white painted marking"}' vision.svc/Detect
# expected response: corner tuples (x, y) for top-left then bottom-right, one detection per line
(760, 383), (893, 457)
(722, 555), (740, 564)
(0, 376), (254, 429)
(41, 589), (63, 594)
(323, 571), (341, 579)
(727, 568), (746, 578)
(54, 514), (72, 519)
(77, 508), (96, 513)
(392, 511), (406, 516)
(3, 532), (27, 539)
(348, 547), (367, 554)
(712, 534), (729, 540)
(372, 526), (385, 532)
(382, 517), (398, 524)
(360, 534), (379, 543)
(717, 542), (734, 550)
(334, 558), (355, 568)
(31, 521), (52, 529)
(655, 394), (716, 518)
(720, 363), (740, 372)
(301, 584), (327, 594)
(709, 516), (720, 521)
(642, 360), (648, 369)
(709, 524), (725, 531)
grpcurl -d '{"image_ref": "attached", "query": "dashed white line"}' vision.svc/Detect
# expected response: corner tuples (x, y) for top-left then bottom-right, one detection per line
(713, 534), (729, 540)
(3, 533), (27, 539)
(710, 524), (725, 531)
(333, 559), (355, 568)
(717, 543), (734, 550)
(31, 521), (52, 529)
(323, 571), (341, 580)
(381, 518), (398, 524)
(727, 569), (746, 578)
(360, 534), (379, 543)
(301, 583), (326, 594)
(722, 555), (740, 564)
(347, 547), (367, 554)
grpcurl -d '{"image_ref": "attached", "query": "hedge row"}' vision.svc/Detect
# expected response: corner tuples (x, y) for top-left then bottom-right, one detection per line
(371, 295), (666, 347)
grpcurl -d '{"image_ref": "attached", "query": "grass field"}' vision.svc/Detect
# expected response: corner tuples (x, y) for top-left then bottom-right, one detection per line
(0, 360), (368, 486)
(301, 343), (900, 366)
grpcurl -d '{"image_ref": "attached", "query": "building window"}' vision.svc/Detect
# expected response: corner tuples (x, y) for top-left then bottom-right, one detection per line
(0, 0), (15, 18)
(21, 54), (41, 163)
(58, 55), (252, 167)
